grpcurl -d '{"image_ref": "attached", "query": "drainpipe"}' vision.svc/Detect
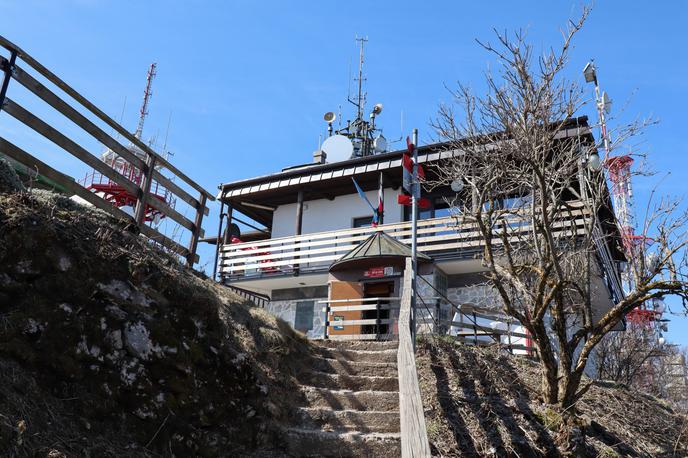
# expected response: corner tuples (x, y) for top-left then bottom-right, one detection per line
(294, 189), (304, 276)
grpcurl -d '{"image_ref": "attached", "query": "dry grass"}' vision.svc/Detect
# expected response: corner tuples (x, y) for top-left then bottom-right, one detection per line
(416, 337), (688, 457)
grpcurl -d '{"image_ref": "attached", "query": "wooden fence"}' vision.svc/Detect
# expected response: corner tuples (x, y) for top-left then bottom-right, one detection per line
(0, 35), (213, 264)
(398, 258), (432, 457)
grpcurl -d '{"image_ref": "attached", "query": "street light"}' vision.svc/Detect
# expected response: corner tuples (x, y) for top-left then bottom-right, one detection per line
(583, 61), (597, 84)
(587, 151), (603, 172)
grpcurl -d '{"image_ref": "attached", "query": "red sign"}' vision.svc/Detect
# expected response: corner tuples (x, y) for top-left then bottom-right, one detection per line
(364, 266), (394, 278)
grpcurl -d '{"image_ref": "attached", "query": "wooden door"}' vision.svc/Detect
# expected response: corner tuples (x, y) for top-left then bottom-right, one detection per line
(329, 281), (364, 336)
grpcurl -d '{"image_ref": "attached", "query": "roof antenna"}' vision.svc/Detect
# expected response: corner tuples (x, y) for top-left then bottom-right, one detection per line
(348, 36), (368, 120)
(135, 63), (157, 140)
(162, 111), (173, 161)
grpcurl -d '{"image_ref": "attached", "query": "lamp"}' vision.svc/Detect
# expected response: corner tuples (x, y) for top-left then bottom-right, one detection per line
(587, 151), (602, 172)
(583, 61), (597, 84)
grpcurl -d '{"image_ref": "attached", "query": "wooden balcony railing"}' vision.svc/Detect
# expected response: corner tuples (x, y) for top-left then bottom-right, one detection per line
(219, 201), (599, 280)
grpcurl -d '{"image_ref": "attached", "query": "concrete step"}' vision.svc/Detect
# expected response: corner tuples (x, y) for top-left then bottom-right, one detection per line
(294, 407), (400, 434)
(314, 347), (397, 364)
(301, 386), (399, 412)
(282, 427), (401, 458)
(299, 371), (398, 392)
(315, 340), (398, 351)
(309, 357), (397, 377)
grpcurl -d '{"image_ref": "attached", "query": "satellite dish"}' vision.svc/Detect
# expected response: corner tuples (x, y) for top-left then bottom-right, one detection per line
(450, 179), (464, 193)
(373, 134), (387, 153)
(372, 103), (383, 115)
(324, 112), (336, 123)
(321, 134), (353, 162)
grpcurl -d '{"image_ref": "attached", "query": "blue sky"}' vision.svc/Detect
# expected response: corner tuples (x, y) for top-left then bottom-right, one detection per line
(1, 1), (687, 343)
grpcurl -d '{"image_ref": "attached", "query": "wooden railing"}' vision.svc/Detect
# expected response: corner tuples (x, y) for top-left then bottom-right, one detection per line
(321, 297), (401, 341)
(0, 35), (213, 264)
(398, 258), (432, 457)
(219, 203), (591, 279)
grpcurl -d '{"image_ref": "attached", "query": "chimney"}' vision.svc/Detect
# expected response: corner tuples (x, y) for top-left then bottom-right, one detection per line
(313, 150), (327, 164)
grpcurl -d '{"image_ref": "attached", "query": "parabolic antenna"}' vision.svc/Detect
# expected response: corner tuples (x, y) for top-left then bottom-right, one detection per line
(373, 134), (387, 153)
(324, 111), (337, 123)
(450, 179), (464, 193)
(321, 134), (353, 162)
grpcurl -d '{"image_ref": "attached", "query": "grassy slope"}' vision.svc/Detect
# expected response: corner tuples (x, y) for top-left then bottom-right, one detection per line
(0, 189), (311, 457)
(417, 337), (688, 457)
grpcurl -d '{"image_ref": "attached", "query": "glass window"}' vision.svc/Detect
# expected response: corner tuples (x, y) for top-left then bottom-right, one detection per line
(353, 216), (374, 228)
(294, 301), (314, 333)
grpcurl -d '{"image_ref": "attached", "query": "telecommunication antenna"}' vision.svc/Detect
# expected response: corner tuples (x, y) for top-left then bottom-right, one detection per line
(348, 36), (368, 120)
(134, 63), (157, 140)
(321, 37), (387, 161)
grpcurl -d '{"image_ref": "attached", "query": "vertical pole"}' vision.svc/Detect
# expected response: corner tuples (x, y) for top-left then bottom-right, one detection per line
(223, 205), (233, 244)
(472, 311), (478, 345)
(186, 192), (207, 266)
(411, 128), (419, 349)
(212, 192), (226, 282)
(375, 299), (381, 341)
(133, 154), (157, 226)
(0, 50), (17, 111)
(323, 302), (329, 339)
(294, 189), (304, 275)
(434, 299), (441, 334)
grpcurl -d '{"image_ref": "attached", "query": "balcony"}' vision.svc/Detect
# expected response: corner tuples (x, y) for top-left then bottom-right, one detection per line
(218, 200), (623, 303)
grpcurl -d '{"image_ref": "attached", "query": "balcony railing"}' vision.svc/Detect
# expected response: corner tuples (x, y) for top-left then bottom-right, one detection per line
(218, 201), (615, 284)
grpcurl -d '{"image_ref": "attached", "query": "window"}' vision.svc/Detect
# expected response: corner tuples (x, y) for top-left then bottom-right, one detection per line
(353, 216), (374, 228)
(294, 301), (314, 333)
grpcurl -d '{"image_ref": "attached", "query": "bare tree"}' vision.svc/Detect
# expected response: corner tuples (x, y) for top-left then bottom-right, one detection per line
(596, 325), (664, 388)
(430, 6), (688, 445)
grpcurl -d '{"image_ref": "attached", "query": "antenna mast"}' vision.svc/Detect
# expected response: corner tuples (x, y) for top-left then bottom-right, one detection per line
(349, 36), (367, 120)
(134, 63), (157, 140)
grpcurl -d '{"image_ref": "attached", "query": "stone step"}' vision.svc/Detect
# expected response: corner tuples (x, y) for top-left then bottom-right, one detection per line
(309, 357), (397, 377)
(314, 347), (397, 364)
(301, 386), (399, 412)
(298, 371), (398, 392)
(294, 407), (400, 434)
(282, 427), (401, 458)
(315, 340), (398, 351)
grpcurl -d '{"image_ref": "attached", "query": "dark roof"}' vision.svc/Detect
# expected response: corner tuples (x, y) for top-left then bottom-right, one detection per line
(329, 231), (432, 272)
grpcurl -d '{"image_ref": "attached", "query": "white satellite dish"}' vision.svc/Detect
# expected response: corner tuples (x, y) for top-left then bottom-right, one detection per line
(450, 179), (464, 193)
(373, 134), (387, 153)
(321, 134), (353, 162)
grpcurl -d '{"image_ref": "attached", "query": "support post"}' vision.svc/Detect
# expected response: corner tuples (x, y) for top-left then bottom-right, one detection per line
(0, 50), (17, 111)
(186, 192), (207, 265)
(212, 192), (226, 282)
(472, 311), (478, 345)
(133, 154), (157, 226)
(294, 189), (304, 275)
(375, 299), (381, 341)
(410, 128), (419, 350)
(434, 299), (441, 334)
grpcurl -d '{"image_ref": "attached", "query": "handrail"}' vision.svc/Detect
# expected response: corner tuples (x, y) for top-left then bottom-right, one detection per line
(398, 258), (431, 457)
(0, 36), (212, 265)
(0, 35), (213, 200)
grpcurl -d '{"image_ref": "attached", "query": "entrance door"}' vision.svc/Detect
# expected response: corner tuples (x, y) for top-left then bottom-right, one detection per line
(328, 281), (364, 337)
(363, 281), (393, 338)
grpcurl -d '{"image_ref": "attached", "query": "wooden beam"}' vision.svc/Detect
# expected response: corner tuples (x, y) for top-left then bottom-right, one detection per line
(186, 193), (207, 265)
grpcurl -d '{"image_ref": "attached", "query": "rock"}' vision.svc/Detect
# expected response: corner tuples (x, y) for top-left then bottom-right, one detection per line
(0, 159), (24, 194)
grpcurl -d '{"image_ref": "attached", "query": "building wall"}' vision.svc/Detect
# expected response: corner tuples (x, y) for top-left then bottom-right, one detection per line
(265, 298), (327, 340)
(271, 188), (403, 238)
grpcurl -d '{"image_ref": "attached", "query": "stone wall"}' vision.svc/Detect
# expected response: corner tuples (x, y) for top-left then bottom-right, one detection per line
(265, 299), (327, 339)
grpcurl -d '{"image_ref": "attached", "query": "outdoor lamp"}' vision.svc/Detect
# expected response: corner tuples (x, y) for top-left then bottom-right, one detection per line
(583, 61), (597, 84)
(587, 151), (602, 172)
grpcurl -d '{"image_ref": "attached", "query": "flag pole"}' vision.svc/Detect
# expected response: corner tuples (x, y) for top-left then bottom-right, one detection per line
(411, 128), (419, 348)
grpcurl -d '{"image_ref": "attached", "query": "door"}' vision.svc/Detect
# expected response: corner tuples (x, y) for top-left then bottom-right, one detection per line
(328, 281), (364, 336)
(363, 281), (394, 337)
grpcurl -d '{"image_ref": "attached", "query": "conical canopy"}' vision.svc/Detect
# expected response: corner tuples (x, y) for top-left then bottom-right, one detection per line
(329, 231), (432, 272)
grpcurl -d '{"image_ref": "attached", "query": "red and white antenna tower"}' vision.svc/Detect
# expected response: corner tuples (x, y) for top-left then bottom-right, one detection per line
(585, 61), (659, 329)
(134, 62), (157, 140)
(81, 62), (174, 223)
